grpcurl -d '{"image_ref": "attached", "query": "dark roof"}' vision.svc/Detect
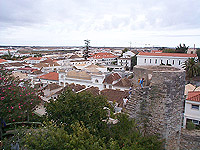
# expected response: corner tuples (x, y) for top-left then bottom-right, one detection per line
(103, 73), (121, 84)
(54, 83), (86, 95)
(113, 78), (131, 87)
(81, 86), (100, 96)
(101, 89), (129, 106)
(68, 83), (86, 92)
(69, 54), (81, 59)
(32, 70), (43, 75)
(44, 83), (61, 91)
(8, 62), (24, 67)
(40, 58), (54, 63)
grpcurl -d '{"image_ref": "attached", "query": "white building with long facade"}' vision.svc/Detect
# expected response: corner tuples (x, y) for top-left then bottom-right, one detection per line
(137, 52), (198, 69)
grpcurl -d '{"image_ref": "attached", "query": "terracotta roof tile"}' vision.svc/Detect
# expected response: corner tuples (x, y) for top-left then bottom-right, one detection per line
(89, 52), (117, 59)
(38, 72), (58, 81)
(103, 73), (121, 84)
(187, 91), (200, 102)
(25, 57), (43, 60)
(138, 52), (197, 57)
(0, 59), (7, 63)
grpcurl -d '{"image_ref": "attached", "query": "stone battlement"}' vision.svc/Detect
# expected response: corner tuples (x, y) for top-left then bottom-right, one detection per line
(127, 66), (185, 150)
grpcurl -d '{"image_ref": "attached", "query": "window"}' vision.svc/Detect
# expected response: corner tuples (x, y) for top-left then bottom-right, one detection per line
(179, 60), (181, 65)
(144, 59), (146, 63)
(167, 60), (169, 64)
(191, 104), (199, 110)
(172, 60), (174, 65)
(150, 59), (151, 63)
(109, 85), (112, 89)
(104, 85), (106, 88)
(155, 59), (157, 64)
(192, 120), (199, 125)
(95, 79), (98, 83)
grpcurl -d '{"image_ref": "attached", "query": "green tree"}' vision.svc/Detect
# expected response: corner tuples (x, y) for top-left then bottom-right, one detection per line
(131, 55), (137, 70)
(83, 39), (90, 60)
(121, 48), (129, 57)
(3, 122), (108, 150)
(175, 43), (188, 53)
(109, 114), (162, 150)
(162, 48), (176, 53)
(196, 49), (200, 61)
(45, 89), (109, 134)
(183, 58), (200, 78)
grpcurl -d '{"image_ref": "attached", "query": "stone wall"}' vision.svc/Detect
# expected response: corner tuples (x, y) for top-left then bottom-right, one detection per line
(127, 65), (185, 150)
(180, 129), (200, 150)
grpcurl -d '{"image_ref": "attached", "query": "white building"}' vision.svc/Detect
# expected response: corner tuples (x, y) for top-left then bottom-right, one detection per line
(59, 70), (105, 90)
(117, 58), (131, 69)
(137, 52), (198, 69)
(38, 72), (59, 84)
(0, 49), (18, 56)
(88, 52), (118, 65)
(183, 91), (200, 128)
(123, 51), (136, 58)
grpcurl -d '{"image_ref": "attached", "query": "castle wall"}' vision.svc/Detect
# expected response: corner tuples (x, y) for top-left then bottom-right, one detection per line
(127, 66), (185, 150)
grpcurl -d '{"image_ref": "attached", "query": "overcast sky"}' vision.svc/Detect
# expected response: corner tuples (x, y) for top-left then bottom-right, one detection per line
(0, 0), (200, 47)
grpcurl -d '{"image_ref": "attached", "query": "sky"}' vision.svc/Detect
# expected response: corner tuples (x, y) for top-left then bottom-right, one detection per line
(0, 0), (200, 48)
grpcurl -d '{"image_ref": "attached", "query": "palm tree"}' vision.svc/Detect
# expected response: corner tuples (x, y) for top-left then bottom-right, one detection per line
(183, 58), (200, 78)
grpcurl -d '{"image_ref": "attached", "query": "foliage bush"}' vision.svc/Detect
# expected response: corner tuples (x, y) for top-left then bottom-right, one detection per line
(0, 69), (41, 123)
(187, 121), (196, 130)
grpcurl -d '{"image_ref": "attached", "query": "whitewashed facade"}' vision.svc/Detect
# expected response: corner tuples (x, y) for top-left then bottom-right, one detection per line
(137, 53), (198, 69)
(59, 71), (105, 90)
(183, 100), (200, 128)
(117, 58), (131, 69)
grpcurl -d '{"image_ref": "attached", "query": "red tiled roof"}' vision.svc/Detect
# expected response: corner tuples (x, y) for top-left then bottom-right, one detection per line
(0, 59), (7, 63)
(103, 73), (121, 84)
(151, 50), (163, 53)
(138, 52), (197, 57)
(25, 57), (43, 60)
(89, 52), (117, 59)
(18, 67), (35, 71)
(187, 91), (200, 102)
(38, 72), (58, 81)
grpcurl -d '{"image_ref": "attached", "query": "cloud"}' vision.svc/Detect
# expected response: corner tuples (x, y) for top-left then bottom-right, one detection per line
(0, 0), (200, 46)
